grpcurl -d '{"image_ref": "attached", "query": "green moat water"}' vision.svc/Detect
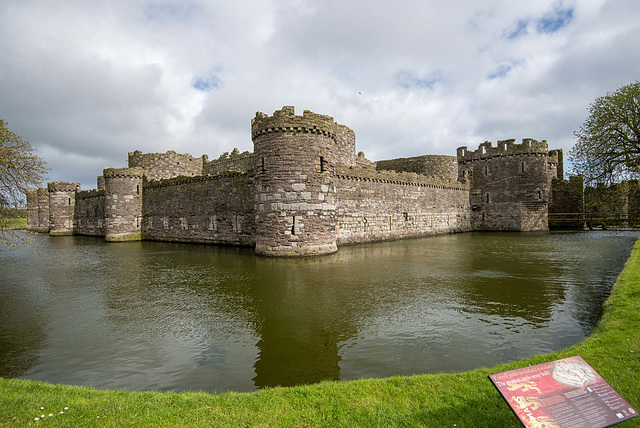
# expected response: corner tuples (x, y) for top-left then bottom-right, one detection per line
(0, 230), (637, 393)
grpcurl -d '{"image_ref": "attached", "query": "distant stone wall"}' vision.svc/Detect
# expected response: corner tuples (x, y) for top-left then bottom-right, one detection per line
(142, 172), (255, 246)
(376, 155), (458, 181)
(550, 176), (584, 213)
(128, 150), (203, 180)
(75, 190), (105, 236)
(203, 149), (254, 175)
(335, 165), (471, 245)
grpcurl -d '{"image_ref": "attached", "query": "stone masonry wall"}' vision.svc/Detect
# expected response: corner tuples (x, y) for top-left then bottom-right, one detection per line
(75, 190), (106, 236)
(203, 149), (254, 175)
(376, 155), (458, 180)
(36, 188), (50, 232)
(458, 139), (550, 231)
(26, 190), (38, 231)
(143, 172), (255, 246)
(128, 150), (203, 180)
(335, 165), (471, 244)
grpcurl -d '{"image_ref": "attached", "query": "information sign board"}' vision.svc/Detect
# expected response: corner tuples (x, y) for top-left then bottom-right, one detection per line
(489, 356), (637, 427)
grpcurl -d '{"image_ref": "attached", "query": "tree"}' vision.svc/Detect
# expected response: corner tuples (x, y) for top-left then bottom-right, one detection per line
(570, 81), (640, 185)
(0, 119), (47, 248)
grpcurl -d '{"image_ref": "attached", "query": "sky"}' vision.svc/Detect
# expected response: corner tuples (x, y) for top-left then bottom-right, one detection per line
(1, 0), (639, 190)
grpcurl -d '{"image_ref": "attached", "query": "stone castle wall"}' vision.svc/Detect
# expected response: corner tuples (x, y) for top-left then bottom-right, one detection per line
(203, 150), (254, 175)
(335, 166), (471, 245)
(75, 190), (106, 236)
(142, 172), (255, 246)
(30, 106), (578, 256)
(376, 155), (458, 181)
(128, 150), (203, 180)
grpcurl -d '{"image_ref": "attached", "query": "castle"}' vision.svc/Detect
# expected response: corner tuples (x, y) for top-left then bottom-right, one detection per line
(26, 106), (569, 257)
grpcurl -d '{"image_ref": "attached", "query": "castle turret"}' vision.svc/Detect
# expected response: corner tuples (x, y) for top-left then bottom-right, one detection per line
(251, 106), (339, 256)
(103, 167), (145, 242)
(457, 139), (551, 231)
(48, 182), (80, 236)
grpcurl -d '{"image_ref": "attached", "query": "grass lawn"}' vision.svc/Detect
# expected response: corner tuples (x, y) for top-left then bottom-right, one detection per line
(0, 217), (27, 230)
(1, 238), (639, 427)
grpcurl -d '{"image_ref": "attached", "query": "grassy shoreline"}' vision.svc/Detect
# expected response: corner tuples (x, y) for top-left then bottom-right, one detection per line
(0, 217), (27, 230)
(2, 240), (639, 427)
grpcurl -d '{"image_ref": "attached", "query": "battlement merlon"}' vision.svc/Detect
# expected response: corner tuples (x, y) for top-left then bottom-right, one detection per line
(103, 167), (146, 179)
(48, 181), (81, 193)
(456, 138), (549, 162)
(251, 106), (341, 140)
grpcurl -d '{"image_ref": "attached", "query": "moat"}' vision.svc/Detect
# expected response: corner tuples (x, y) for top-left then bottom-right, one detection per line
(0, 230), (637, 393)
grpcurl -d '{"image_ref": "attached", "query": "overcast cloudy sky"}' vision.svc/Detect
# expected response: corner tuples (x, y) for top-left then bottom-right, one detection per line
(1, 0), (638, 189)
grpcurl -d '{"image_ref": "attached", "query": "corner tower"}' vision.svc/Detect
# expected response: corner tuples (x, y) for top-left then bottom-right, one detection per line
(457, 139), (550, 231)
(252, 106), (339, 256)
(48, 182), (80, 235)
(103, 167), (145, 242)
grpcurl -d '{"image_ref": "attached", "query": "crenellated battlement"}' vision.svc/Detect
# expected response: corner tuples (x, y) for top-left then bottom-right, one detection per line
(47, 181), (81, 193)
(103, 167), (146, 179)
(251, 106), (339, 140)
(457, 138), (549, 162)
(336, 165), (469, 191)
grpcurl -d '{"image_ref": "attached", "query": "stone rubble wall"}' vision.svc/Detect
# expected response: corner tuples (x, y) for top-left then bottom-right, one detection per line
(47, 182), (80, 236)
(75, 190), (106, 236)
(335, 165), (471, 245)
(142, 172), (255, 246)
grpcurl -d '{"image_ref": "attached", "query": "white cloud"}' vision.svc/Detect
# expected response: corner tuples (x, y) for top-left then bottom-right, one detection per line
(0, 0), (638, 188)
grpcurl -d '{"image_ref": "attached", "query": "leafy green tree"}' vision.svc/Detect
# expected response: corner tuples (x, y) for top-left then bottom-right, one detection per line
(570, 81), (640, 185)
(0, 119), (47, 248)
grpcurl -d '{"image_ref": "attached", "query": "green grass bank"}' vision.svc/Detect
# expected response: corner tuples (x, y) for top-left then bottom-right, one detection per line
(2, 239), (639, 427)
(0, 217), (27, 230)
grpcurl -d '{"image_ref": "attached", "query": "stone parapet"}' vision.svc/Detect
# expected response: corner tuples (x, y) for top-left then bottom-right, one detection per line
(251, 106), (339, 140)
(76, 189), (105, 199)
(144, 171), (247, 189)
(336, 165), (470, 191)
(457, 138), (549, 162)
(48, 181), (81, 193)
(103, 167), (146, 178)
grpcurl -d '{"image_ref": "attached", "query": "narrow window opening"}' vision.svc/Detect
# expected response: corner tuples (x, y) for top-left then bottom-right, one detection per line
(137, 185), (140, 195)
(261, 156), (265, 172)
(484, 166), (488, 176)
(68, 198), (71, 205)
(291, 215), (296, 235)
(521, 162), (525, 173)
(486, 193), (490, 204)
(320, 156), (325, 172)
(482, 212), (485, 221)
(538, 190), (542, 200)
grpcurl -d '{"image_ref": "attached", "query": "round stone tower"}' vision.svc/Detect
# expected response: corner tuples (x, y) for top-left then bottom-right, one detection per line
(252, 106), (338, 256)
(48, 181), (80, 236)
(103, 167), (145, 242)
